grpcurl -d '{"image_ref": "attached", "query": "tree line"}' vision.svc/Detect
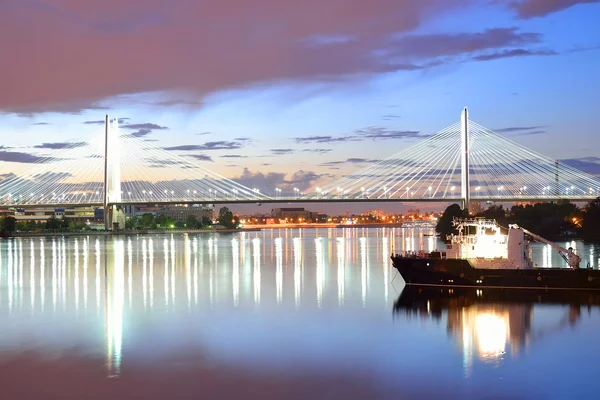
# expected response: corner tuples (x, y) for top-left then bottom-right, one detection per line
(0, 206), (240, 234)
(436, 198), (600, 242)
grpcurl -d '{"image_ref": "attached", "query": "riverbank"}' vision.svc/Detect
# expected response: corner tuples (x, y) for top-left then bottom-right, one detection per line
(4, 227), (261, 238)
(242, 222), (409, 229)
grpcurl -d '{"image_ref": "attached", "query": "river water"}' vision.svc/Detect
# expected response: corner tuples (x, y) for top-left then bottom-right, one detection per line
(1, 227), (599, 399)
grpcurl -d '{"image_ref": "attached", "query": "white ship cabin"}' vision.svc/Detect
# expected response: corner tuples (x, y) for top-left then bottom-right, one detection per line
(445, 218), (533, 269)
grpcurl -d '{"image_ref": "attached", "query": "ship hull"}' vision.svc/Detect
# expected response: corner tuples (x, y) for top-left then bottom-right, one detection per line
(391, 256), (600, 290)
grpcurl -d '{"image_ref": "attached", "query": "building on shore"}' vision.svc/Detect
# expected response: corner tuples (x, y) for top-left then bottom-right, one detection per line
(2, 206), (100, 223)
(124, 204), (215, 223)
(271, 207), (319, 222)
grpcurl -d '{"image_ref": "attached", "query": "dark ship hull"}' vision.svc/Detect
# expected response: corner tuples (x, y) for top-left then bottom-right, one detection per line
(391, 256), (600, 290)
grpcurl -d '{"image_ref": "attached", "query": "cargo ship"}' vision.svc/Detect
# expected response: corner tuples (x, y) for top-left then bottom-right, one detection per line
(391, 218), (600, 290)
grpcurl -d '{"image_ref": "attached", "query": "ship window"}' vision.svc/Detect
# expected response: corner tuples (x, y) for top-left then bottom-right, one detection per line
(472, 246), (475, 250)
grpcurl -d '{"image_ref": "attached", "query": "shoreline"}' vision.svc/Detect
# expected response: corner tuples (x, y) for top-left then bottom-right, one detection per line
(2, 223), (422, 237)
(3, 228), (261, 238)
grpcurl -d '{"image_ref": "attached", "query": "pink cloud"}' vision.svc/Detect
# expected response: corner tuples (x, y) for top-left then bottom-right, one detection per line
(0, 0), (475, 112)
(2, 0), (549, 113)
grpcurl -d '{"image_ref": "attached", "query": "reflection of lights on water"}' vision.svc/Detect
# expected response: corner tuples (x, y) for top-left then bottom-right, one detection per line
(232, 238), (240, 306)
(149, 238), (154, 308)
(163, 239), (169, 307)
(193, 238), (198, 305)
(316, 238), (324, 308)
(95, 239), (100, 312)
(40, 238), (45, 311)
(253, 238), (261, 306)
(74, 239), (79, 312)
(106, 239), (125, 378)
(293, 237), (302, 308)
(460, 308), (510, 373)
(170, 236), (175, 305)
(8, 240), (13, 312)
(185, 235), (191, 308)
(360, 237), (367, 308)
(82, 238), (87, 309)
(52, 239), (57, 311)
(142, 238), (148, 309)
(30, 240), (35, 310)
(336, 237), (345, 307)
(275, 237), (283, 305)
(542, 244), (551, 268)
(128, 238), (133, 306)
(474, 313), (508, 358)
(382, 237), (389, 304)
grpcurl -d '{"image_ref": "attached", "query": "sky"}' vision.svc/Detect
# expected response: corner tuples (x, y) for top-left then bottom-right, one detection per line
(1, 0), (600, 213)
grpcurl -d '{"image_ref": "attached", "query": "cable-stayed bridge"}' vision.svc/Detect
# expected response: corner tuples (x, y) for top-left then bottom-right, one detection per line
(1, 109), (599, 227)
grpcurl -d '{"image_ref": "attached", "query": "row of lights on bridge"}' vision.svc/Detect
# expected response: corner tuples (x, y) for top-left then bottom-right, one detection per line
(1, 185), (599, 203)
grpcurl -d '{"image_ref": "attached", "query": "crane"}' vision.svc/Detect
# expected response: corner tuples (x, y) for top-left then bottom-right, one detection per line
(509, 224), (581, 268)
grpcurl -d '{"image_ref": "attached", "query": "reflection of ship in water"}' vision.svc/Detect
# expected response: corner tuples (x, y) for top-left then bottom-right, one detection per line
(393, 286), (600, 372)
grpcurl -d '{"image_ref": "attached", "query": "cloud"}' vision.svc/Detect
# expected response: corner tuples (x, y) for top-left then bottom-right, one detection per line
(472, 48), (556, 61)
(302, 148), (332, 154)
(321, 157), (379, 166)
(386, 27), (544, 61)
(118, 122), (168, 138)
(0, 151), (52, 163)
(164, 140), (247, 151)
(494, 126), (546, 135)
(83, 117), (129, 125)
(221, 154), (248, 158)
(560, 157), (600, 175)
(295, 135), (359, 144)
(144, 157), (197, 168)
(0, 1), (521, 113)
(355, 127), (422, 140)
(505, 0), (599, 19)
(197, 132), (212, 136)
(33, 142), (87, 150)
(270, 148), (295, 155)
(122, 123), (167, 130)
(233, 167), (329, 192)
(296, 127), (422, 144)
(130, 129), (152, 138)
(33, 171), (72, 180)
(187, 154), (214, 162)
(32, 122), (49, 125)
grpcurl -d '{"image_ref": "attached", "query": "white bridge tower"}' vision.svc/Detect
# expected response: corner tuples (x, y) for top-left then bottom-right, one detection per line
(104, 116), (125, 230)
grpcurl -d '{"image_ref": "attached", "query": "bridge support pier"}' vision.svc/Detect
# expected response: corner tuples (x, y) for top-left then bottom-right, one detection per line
(107, 205), (126, 231)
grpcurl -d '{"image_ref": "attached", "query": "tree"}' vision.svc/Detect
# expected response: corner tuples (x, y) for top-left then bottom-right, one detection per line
(61, 217), (74, 232)
(475, 205), (507, 227)
(139, 213), (156, 229)
(582, 197), (600, 241)
(218, 207), (237, 229)
(125, 215), (139, 230)
(1, 216), (16, 233)
(46, 216), (62, 231)
(186, 214), (201, 229)
(436, 204), (467, 240)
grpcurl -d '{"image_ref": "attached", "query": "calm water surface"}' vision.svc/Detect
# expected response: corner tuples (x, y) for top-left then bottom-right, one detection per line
(1, 227), (600, 399)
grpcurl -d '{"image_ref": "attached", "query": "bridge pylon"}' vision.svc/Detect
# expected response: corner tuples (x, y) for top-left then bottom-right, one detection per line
(104, 116), (125, 231)
(461, 107), (469, 211)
